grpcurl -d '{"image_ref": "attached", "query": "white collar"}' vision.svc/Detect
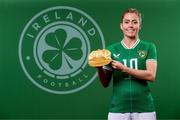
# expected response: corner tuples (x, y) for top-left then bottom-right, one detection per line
(121, 39), (140, 49)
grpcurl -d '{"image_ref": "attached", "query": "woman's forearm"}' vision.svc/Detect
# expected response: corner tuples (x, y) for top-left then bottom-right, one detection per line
(112, 60), (157, 81)
(123, 67), (155, 81)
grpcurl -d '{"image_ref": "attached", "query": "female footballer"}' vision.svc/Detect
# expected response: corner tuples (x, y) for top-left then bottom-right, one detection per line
(96, 8), (157, 120)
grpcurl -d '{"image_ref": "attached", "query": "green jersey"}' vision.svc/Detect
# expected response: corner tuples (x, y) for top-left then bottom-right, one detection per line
(104, 39), (157, 113)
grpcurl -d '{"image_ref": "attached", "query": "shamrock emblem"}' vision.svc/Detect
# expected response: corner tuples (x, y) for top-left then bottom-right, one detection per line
(42, 29), (83, 70)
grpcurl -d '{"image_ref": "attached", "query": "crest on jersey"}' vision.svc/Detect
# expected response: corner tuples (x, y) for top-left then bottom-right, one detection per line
(137, 50), (147, 59)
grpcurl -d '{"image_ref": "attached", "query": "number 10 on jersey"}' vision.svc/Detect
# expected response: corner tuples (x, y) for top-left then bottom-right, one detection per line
(122, 58), (138, 70)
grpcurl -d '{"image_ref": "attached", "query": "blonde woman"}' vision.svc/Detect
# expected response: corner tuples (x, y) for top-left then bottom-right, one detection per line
(96, 8), (157, 120)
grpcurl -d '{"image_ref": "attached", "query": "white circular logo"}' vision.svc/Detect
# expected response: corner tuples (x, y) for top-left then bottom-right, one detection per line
(19, 6), (105, 94)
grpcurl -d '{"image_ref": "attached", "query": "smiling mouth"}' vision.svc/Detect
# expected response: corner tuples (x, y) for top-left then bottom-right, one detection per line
(126, 30), (135, 34)
(127, 29), (135, 32)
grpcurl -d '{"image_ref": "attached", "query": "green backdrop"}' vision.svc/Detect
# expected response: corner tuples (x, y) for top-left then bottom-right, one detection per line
(0, 0), (180, 119)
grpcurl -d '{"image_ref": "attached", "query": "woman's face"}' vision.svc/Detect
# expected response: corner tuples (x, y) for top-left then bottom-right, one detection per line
(121, 13), (141, 39)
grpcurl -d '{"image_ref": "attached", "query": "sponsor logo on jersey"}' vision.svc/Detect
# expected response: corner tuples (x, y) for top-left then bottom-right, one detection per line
(113, 53), (120, 58)
(19, 6), (105, 94)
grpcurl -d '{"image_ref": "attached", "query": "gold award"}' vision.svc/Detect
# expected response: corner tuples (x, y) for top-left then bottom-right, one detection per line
(88, 49), (112, 67)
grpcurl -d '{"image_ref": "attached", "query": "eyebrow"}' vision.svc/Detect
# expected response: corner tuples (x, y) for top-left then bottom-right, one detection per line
(123, 19), (138, 22)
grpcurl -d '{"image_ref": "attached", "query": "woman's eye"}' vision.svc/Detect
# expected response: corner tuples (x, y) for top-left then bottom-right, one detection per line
(133, 21), (138, 24)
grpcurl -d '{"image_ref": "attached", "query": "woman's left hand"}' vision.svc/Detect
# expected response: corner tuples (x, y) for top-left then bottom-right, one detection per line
(111, 60), (125, 70)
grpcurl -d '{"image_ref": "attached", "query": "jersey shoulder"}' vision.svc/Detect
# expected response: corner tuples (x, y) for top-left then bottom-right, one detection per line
(106, 42), (121, 51)
(140, 40), (156, 47)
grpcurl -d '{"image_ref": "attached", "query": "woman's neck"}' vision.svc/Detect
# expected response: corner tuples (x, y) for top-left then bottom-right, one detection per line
(122, 36), (139, 49)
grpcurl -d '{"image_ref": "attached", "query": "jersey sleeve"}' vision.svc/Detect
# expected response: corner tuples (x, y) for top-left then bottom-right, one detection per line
(146, 42), (157, 62)
(103, 46), (113, 71)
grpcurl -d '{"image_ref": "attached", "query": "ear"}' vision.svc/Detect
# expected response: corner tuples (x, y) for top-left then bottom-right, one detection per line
(139, 23), (142, 30)
(120, 23), (123, 30)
